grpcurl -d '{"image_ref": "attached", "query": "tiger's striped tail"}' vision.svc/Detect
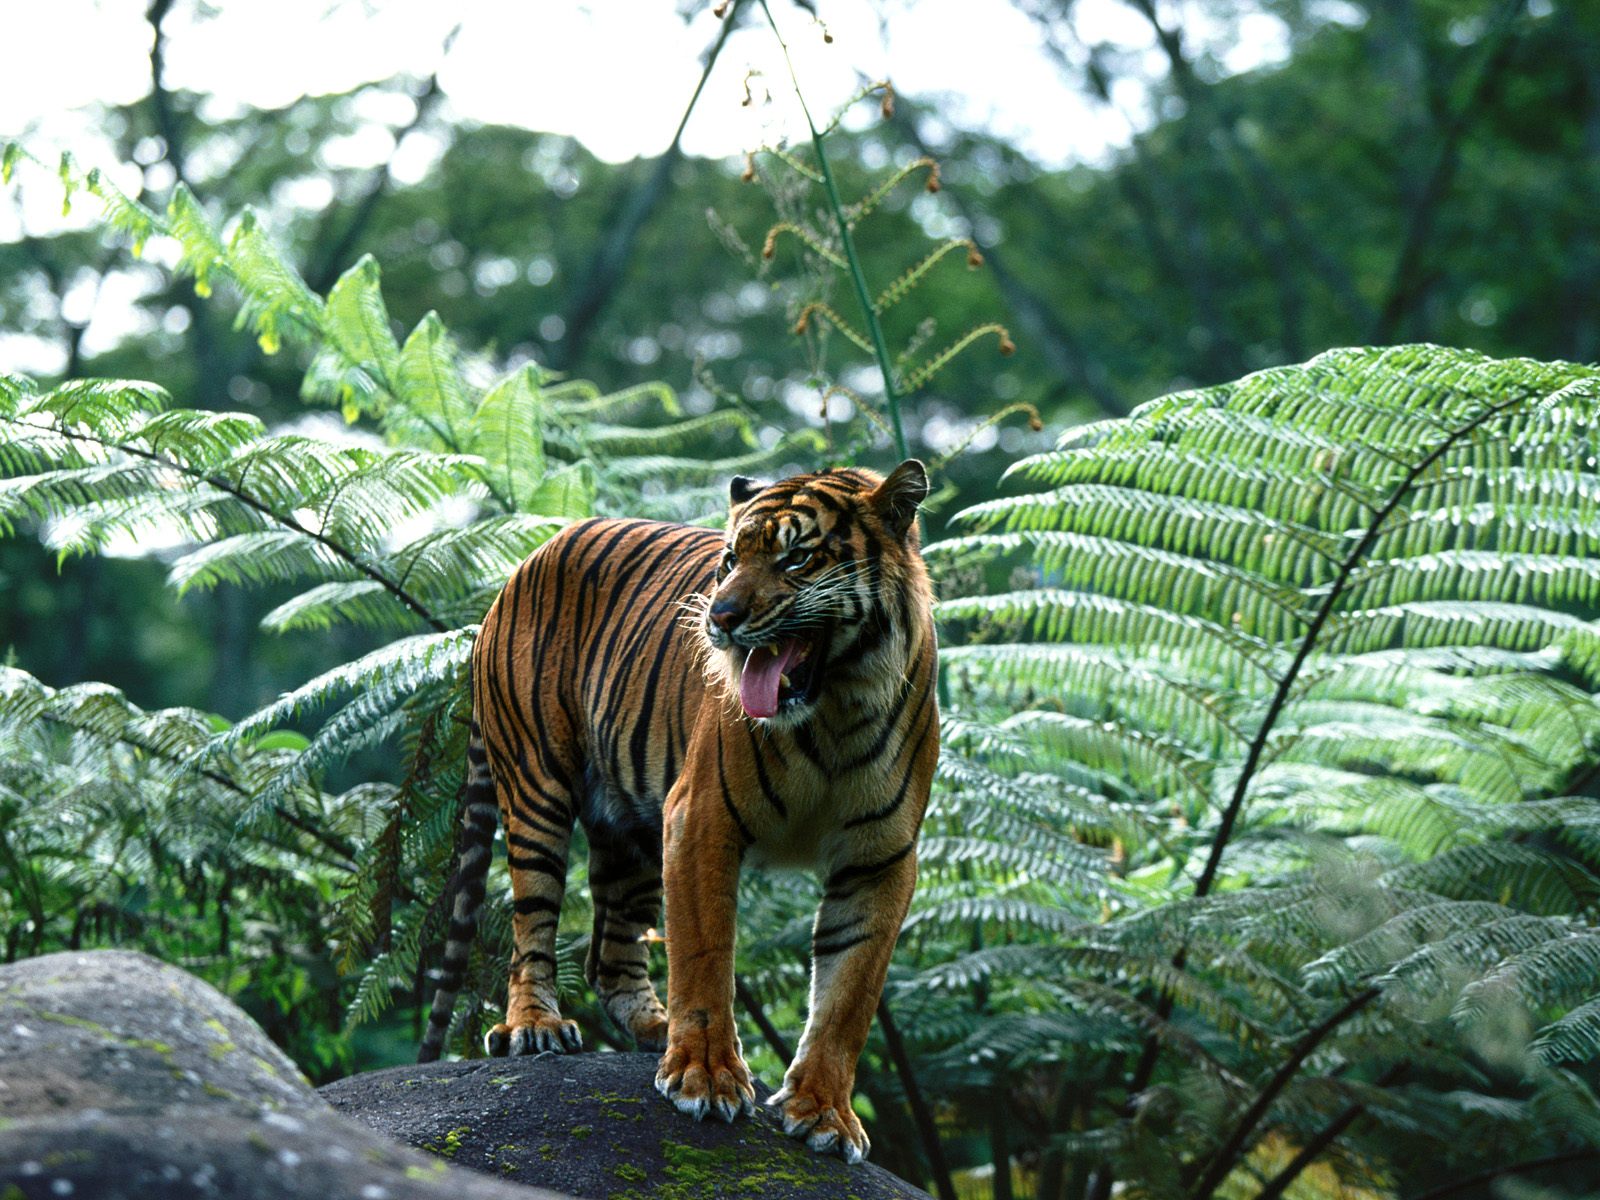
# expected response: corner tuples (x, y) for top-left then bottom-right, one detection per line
(417, 721), (498, 1063)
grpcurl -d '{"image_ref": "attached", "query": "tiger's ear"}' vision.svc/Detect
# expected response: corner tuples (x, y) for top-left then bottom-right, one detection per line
(870, 459), (930, 539)
(729, 476), (763, 506)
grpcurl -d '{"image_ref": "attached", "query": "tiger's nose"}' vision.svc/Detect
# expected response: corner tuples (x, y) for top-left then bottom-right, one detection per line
(708, 599), (747, 633)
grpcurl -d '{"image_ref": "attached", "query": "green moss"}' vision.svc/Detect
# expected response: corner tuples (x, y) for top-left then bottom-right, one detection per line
(202, 1081), (234, 1099)
(31, 1009), (174, 1057)
(490, 1074), (517, 1086)
(247, 1131), (273, 1153)
(5, 1184), (29, 1200)
(404, 1160), (448, 1180)
(647, 1136), (840, 1198)
(612, 1162), (649, 1183)
(589, 1090), (643, 1104)
(250, 1054), (280, 1078)
(201, 1016), (238, 1059)
(494, 1144), (524, 1175)
(593, 1090), (647, 1122)
(421, 1126), (471, 1158)
(570, 1124), (595, 1139)
(538, 1143), (557, 1161)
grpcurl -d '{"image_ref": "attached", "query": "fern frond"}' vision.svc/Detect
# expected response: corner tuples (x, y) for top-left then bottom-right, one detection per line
(898, 323), (1013, 393)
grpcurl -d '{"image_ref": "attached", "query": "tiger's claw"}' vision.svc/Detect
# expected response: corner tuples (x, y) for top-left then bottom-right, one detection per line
(654, 1030), (754, 1125)
(769, 1080), (870, 1163)
(485, 1017), (582, 1057)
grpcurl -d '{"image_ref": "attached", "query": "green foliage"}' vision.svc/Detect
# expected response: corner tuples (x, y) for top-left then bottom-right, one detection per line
(0, 661), (376, 1078)
(919, 344), (1600, 1197)
(0, 145), (795, 1063)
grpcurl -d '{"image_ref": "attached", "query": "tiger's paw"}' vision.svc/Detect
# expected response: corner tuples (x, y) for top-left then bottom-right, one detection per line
(769, 1075), (870, 1164)
(602, 991), (669, 1052)
(485, 1016), (582, 1057)
(630, 1008), (669, 1052)
(653, 1024), (754, 1123)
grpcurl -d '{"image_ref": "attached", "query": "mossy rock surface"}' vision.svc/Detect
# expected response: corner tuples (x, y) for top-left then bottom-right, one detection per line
(321, 1052), (930, 1200)
(0, 950), (563, 1200)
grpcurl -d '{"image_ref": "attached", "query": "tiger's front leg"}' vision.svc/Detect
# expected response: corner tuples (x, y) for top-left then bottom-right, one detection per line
(653, 768), (756, 1123)
(771, 839), (918, 1163)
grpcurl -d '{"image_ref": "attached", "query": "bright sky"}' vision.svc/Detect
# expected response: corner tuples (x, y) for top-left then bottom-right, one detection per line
(0, 0), (1291, 170)
(0, 0), (1290, 378)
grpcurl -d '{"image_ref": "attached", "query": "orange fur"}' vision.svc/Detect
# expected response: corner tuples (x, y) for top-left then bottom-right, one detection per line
(421, 463), (939, 1164)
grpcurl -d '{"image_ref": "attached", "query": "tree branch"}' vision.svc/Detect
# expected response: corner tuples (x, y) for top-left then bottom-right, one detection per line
(305, 30), (460, 295)
(734, 974), (794, 1063)
(544, 3), (742, 371)
(1371, 0), (1526, 341)
(877, 995), (958, 1200)
(1117, 0), (1374, 337)
(1185, 987), (1381, 1199)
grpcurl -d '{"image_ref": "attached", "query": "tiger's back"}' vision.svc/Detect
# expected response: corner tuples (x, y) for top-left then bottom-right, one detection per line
(475, 518), (723, 840)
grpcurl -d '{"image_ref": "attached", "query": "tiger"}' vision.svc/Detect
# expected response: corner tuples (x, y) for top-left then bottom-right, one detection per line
(417, 460), (939, 1164)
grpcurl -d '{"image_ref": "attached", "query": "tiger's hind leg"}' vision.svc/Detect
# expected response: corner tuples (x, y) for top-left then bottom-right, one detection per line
(585, 828), (669, 1050)
(484, 747), (583, 1057)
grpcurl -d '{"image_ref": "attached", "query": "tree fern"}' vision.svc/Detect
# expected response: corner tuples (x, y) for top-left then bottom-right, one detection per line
(921, 345), (1600, 1198)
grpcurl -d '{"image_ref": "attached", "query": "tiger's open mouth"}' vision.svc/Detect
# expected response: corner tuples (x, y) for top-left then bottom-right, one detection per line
(738, 634), (825, 720)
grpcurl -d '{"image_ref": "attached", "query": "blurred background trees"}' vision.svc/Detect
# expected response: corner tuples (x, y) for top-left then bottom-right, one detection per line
(5, 0), (1595, 716)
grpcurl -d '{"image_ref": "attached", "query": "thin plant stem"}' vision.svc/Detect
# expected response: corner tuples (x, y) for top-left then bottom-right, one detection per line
(1252, 1062), (1407, 1200)
(1404, 1151), (1600, 1200)
(877, 995), (958, 1200)
(757, 0), (910, 462)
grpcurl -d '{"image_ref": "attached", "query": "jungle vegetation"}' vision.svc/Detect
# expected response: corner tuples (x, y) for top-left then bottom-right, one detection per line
(3, 2), (1600, 1199)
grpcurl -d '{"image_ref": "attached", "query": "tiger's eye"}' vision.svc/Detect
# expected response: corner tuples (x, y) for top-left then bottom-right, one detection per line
(720, 549), (738, 575)
(783, 549), (813, 572)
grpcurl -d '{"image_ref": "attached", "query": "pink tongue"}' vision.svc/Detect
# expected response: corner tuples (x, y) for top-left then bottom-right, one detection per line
(739, 639), (804, 719)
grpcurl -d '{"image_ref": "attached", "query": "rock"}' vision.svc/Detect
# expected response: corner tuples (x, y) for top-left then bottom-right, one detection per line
(0, 950), (928, 1200)
(321, 1051), (932, 1200)
(0, 950), (563, 1200)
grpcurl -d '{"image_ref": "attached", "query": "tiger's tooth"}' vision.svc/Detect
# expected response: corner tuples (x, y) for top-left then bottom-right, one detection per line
(767, 643), (779, 656)
(780, 673), (791, 687)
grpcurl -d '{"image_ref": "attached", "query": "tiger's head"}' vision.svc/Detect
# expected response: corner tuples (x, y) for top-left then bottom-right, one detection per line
(700, 460), (933, 726)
